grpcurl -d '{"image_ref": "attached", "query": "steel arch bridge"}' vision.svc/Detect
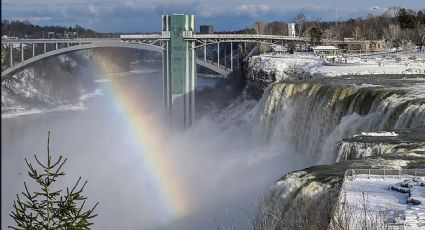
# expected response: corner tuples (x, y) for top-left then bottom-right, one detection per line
(1, 14), (309, 128)
(1, 38), (231, 80)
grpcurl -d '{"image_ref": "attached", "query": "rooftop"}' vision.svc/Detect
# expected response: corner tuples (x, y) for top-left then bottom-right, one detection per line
(313, 46), (339, 50)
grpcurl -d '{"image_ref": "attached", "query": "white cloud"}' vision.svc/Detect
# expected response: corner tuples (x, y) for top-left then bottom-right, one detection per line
(26, 16), (52, 22)
(88, 3), (98, 14)
(123, 1), (136, 7)
(198, 5), (227, 17)
(236, 4), (270, 17)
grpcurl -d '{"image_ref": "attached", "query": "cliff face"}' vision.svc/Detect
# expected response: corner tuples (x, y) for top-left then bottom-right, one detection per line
(244, 53), (425, 99)
(245, 55), (318, 98)
(1, 48), (158, 117)
(1, 52), (97, 116)
(336, 127), (425, 161)
(252, 74), (425, 228)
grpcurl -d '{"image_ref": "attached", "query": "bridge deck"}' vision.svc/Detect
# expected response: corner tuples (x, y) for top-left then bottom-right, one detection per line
(190, 34), (305, 41)
(1, 38), (122, 44)
(2, 34), (308, 45)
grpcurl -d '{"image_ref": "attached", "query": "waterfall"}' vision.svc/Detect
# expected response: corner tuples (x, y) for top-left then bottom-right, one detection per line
(257, 78), (425, 164)
(335, 127), (425, 161)
(252, 76), (424, 230)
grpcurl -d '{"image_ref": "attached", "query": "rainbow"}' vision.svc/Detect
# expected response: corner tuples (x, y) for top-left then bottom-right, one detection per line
(91, 56), (191, 222)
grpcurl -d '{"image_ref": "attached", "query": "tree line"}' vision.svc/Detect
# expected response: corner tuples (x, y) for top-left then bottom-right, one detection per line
(1, 20), (106, 38)
(250, 7), (425, 50)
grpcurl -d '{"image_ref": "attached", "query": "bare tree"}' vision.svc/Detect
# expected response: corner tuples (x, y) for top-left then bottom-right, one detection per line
(353, 26), (362, 40)
(253, 21), (267, 35)
(383, 23), (402, 48)
(384, 6), (402, 18)
(330, 190), (392, 230)
(295, 12), (307, 37)
(413, 24), (425, 52)
(251, 187), (336, 230)
(266, 21), (287, 35)
(323, 28), (333, 40)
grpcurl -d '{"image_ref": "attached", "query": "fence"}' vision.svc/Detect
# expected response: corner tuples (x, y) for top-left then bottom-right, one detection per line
(344, 168), (425, 180)
(336, 169), (425, 230)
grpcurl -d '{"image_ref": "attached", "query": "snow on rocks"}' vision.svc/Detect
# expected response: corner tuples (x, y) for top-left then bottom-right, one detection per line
(310, 62), (425, 77)
(249, 52), (425, 80)
(401, 177), (425, 188)
(354, 131), (399, 137)
(341, 174), (425, 228)
(248, 54), (320, 81)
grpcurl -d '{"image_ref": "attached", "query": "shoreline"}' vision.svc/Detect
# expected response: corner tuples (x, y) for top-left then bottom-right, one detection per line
(249, 51), (425, 79)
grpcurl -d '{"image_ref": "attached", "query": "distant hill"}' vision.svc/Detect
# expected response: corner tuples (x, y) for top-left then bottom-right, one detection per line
(1, 20), (116, 39)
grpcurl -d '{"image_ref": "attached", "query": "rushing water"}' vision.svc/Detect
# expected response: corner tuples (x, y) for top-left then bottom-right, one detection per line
(2, 55), (425, 229)
(259, 75), (425, 164)
(1, 61), (311, 229)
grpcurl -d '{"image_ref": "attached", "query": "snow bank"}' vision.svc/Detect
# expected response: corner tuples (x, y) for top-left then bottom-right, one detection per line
(354, 131), (399, 137)
(341, 174), (425, 228)
(249, 52), (425, 78)
(248, 54), (320, 81)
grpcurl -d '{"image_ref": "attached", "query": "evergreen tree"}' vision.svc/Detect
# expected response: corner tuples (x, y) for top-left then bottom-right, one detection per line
(418, 11), (425, 25)
(398, 8), (418, 29)
(310, 27), (323, 46)
(9, 132), (98, 230)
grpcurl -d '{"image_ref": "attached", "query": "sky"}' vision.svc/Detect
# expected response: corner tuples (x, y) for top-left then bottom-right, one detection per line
(2, 0), (424, 33)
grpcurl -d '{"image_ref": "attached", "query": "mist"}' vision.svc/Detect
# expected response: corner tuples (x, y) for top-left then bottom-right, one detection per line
(1, 51), (317, 229)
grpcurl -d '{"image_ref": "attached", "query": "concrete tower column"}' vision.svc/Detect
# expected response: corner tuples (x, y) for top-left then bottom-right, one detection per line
(204, 44), (207, 62)
(224, 46), (227, 68)
(230, 42), (233, 71)
(21, 44), (24, 62)
(162, 14), (196, 129)
(9, 44), (13, 67)
(217, 42), (220, 68)
(32, 43), (35, 57)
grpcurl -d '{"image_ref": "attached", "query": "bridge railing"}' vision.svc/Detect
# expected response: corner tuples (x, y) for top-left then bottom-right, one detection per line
(190, 34), (303, 40)
(182, 31), (193, 38)
(119, 34), (167, 40)
(1, 38), (120, 44)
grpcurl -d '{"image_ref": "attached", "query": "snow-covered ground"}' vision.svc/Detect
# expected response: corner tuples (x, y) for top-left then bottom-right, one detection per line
(250, 52), (425, 78)
(354, 131), (399, 137)
(340, 174), (425, 229)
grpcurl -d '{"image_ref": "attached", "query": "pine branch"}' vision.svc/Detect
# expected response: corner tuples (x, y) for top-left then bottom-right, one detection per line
(9, 131), (98, 229)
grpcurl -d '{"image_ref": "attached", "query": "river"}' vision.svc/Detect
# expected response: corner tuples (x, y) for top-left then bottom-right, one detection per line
(3, 53), (424, 229)
(1, 60), (312, 229)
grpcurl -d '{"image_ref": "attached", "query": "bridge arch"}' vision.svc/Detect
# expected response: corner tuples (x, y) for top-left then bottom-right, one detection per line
(195, 40), (276, 49)
(1, 42), (163, 80)
(1, 42), (229, 80)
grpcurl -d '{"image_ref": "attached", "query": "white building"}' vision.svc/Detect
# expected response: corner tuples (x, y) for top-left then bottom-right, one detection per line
(271, 44), (288, 55)
(288, 23), (296, 37)
(313, 46), (339, 59)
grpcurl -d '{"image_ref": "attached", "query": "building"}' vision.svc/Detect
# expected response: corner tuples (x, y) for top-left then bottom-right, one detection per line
(47, 32), (55, 39)
(162, 14), (196, 129)
(313, 46), (339, 59)
(288, 23), (296, 37)
(200, 25), (214, 34)
(64, 31), (77, 39)
(271, 44), (288, 55)
(334, 39), (385, 53)
(364, 41), (385, 52)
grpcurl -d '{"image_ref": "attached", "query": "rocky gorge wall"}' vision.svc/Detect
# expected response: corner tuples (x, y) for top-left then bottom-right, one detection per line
(250, 74), (425, 229)
(1, 52), (97, 115)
